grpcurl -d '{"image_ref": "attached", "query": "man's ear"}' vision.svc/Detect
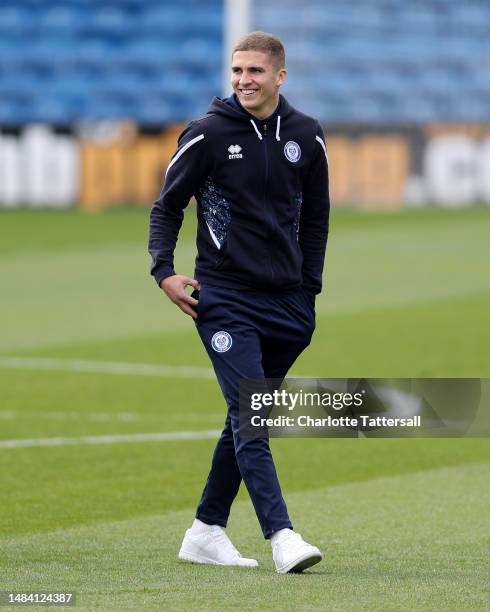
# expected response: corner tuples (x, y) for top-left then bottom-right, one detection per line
(277, 68), (287, 87)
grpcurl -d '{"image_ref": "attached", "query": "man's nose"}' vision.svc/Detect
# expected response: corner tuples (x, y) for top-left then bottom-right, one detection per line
(238, 72), (251, 86)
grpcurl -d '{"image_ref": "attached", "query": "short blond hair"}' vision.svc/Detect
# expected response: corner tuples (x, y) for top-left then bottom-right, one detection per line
(232, 31), (286, 69)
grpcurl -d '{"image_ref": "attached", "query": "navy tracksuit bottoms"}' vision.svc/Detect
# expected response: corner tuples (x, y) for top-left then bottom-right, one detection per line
(193, 283), (316, 539)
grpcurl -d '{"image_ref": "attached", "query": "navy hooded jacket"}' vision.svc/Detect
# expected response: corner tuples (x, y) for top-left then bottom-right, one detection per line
(148, 94), (330, 296)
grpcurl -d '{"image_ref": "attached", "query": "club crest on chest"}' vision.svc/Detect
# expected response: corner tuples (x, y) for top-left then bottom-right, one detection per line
(284, 141), (301, 163)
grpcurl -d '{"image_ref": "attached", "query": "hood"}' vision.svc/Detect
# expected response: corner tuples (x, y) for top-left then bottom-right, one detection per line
(207, 94), (293, 141)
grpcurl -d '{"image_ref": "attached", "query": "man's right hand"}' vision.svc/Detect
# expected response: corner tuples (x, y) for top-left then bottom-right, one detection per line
(160, 275), (200, 319)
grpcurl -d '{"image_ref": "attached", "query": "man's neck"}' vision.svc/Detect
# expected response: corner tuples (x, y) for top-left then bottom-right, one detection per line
(248, 98), (280, 121)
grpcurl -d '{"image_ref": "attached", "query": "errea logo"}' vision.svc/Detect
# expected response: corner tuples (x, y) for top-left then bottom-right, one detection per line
(228, 144), (243, 159)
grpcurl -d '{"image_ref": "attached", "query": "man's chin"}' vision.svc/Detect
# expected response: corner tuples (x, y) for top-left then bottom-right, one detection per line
(237, 94), (259, 108)
(240, 99), (259, 111)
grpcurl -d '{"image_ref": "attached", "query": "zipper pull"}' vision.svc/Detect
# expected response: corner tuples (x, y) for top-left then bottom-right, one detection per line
(263, 123), (268, 137)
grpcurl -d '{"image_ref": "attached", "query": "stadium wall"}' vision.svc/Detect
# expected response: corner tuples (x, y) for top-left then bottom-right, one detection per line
(1, 123), (490, 209)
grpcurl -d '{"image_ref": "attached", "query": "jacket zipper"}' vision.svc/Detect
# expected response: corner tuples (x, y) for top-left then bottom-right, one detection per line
(262, 122), (275, 283)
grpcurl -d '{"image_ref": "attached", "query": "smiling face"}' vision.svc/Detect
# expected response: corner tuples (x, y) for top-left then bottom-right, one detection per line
(231, 50), (287, 120)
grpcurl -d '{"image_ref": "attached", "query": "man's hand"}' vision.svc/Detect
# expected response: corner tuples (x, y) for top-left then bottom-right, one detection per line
(160, 275), (200, 319)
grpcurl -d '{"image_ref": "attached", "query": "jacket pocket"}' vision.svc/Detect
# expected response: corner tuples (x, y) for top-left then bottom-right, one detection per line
(192, 286), (208, 324)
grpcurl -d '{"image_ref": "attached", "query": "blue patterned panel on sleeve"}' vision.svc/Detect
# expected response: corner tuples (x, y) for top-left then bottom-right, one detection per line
(199, 177), (231, 249)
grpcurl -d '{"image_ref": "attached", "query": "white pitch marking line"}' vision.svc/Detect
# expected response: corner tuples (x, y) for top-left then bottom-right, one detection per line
(0, 356), (215, 379)
(0, 430), (222, 449)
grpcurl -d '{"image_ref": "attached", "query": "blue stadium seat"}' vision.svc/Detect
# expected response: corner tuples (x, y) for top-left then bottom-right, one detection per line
(84, 6), (134, 36)
(0, 6), (33, 33)
(180, 39), (222, 69)
(40, 6), (85, 33)
(137, 97), (178, 124)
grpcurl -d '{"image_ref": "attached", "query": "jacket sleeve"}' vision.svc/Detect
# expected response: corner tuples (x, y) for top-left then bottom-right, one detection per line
(298, 123), (330, 296)
(148, 122), (211, 287)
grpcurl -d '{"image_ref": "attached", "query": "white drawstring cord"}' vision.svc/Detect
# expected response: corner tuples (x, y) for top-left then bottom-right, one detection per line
(250, 117), (280, 141)
(250, 119), (263, 140)
(276, 116), (281, 141)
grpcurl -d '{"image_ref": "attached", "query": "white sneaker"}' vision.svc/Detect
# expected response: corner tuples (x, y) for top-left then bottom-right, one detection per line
(178, 524), (258, 568)
(272, 529), (322, 573)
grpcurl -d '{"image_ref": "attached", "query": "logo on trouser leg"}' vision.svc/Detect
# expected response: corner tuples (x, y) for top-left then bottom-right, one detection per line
(211, 331), (233, 352)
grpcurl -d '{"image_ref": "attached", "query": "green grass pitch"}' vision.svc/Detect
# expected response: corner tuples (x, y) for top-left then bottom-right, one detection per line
(0, 206), (489, 610)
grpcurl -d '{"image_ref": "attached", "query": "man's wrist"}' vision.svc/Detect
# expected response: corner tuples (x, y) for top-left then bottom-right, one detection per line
(153, 267), (176, 288)
(159, 274), (176, 290)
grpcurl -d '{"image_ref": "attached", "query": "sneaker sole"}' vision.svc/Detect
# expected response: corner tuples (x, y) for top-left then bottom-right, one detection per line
(179, 548), (258, 568)
(276, 551), (323, 574)
(179, 548), (221, 565)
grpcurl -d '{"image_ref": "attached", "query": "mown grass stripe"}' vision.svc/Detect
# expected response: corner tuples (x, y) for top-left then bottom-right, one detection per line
(0, 356), (215, 379)
(0, 430), (221, 449)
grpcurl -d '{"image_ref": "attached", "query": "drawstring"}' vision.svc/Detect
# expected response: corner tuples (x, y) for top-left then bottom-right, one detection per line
(250, 116), (281, 141)
(250, 119), (263, 140)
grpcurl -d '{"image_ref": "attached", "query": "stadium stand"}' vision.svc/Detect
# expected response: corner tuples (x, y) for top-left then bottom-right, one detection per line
(255, 0), (490, 124)
(0, 0), (489, 125)
(0, 0), (222, 125)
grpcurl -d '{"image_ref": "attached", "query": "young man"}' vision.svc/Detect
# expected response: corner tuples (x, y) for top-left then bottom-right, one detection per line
(148, 32), (329, 573)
